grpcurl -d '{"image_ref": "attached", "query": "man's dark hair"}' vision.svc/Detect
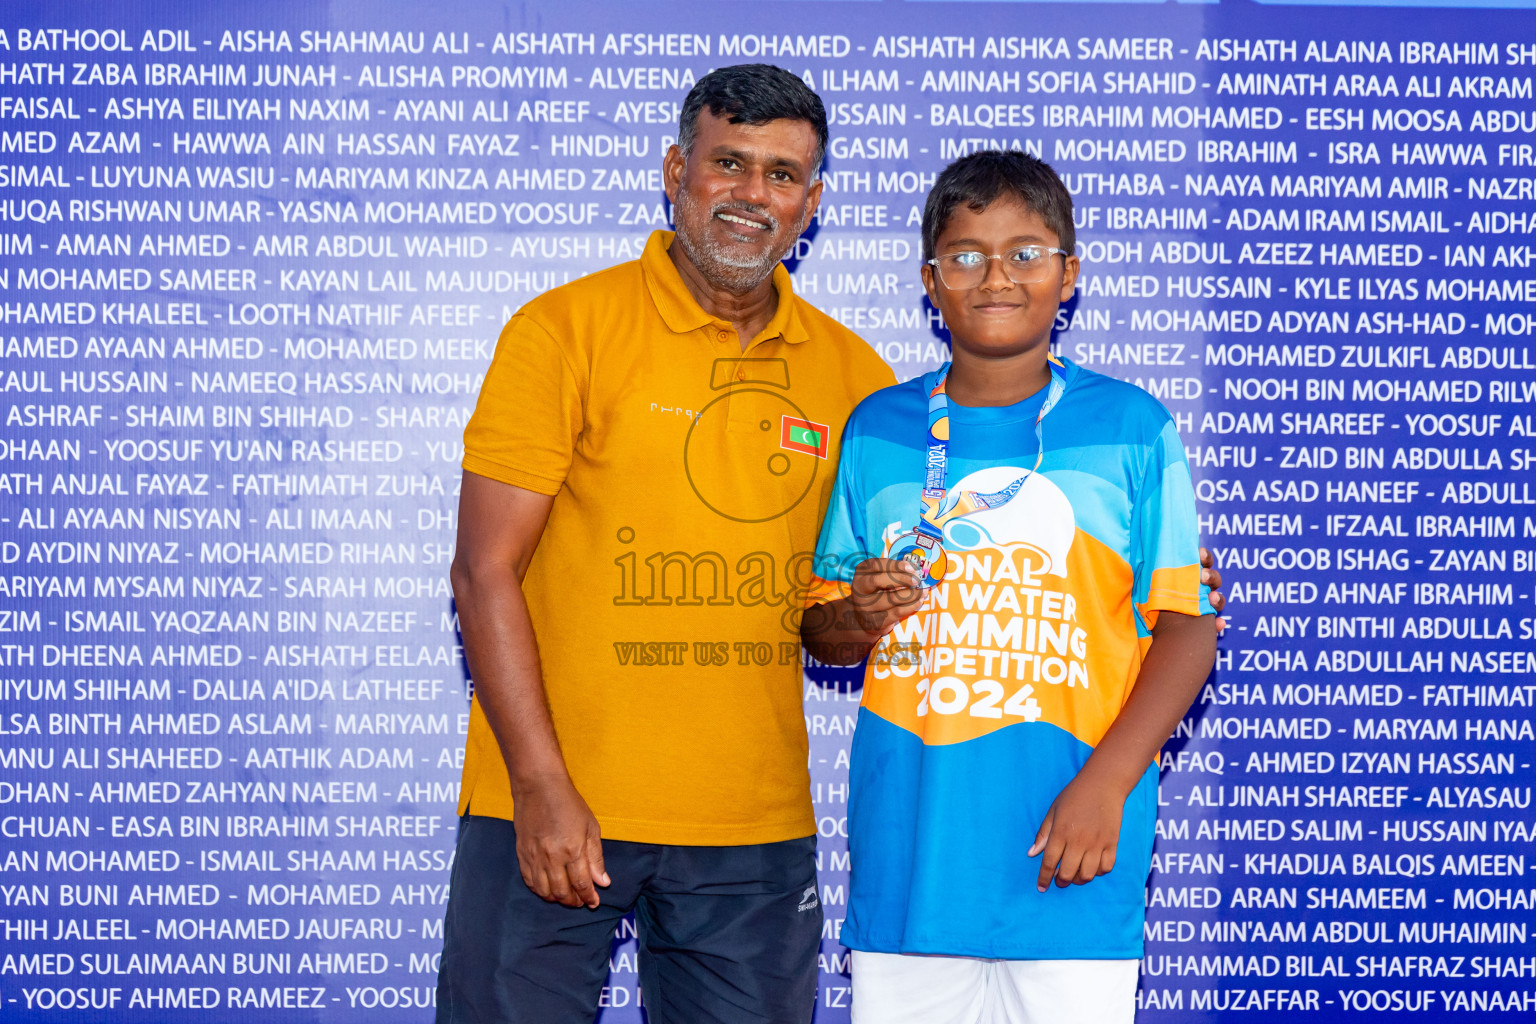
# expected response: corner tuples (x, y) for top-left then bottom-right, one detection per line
(677, 64), (828, 177)
(921, 150), (1075, 260)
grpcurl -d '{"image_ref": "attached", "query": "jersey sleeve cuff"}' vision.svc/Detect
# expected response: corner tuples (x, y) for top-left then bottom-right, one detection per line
(805, 575), (853, 606)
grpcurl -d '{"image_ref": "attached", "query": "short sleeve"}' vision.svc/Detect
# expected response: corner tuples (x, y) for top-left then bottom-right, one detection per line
(1130, 418), (1214, 627)
(462, 314), (584, 496)
(805, 424), (870, 606)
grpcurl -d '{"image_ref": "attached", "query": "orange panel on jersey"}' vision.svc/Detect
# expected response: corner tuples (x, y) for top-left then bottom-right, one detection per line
(859, 528), (1143, 750)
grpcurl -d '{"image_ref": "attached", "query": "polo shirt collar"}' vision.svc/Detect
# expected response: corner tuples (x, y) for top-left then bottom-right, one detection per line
(640, 229), (810, 346)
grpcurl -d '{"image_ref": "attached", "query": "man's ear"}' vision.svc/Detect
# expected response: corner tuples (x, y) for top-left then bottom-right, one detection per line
(662, 143), (685, 204)
(921, 261), (940, 309)
(797, 178), (824, 234)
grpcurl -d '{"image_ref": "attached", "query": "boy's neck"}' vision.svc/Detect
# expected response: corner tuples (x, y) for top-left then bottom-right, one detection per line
(944, 349), (1052, 408)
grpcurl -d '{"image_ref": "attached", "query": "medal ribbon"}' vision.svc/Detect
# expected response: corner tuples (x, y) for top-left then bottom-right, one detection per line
(906, 356), (1067, 586)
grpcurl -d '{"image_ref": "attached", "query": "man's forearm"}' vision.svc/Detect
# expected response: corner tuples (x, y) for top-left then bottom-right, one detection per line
(1077, 611), (1217, 797)
(451, 557), (569, 792)
(449, 473), (606, 905)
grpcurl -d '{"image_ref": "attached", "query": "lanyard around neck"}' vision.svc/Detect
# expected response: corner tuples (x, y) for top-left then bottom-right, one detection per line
(901, 358), (1066, 587)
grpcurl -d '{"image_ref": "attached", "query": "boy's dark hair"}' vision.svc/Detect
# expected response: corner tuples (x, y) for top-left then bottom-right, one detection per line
(677, 64), (828, 176)
(921, 151), (1075, 259)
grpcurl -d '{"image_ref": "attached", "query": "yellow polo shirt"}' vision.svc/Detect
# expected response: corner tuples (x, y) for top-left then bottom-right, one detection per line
(459, 230), (895, 845)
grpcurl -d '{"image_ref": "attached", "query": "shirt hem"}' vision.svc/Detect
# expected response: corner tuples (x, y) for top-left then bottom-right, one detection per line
(594, 813), (816, 846)
(464, 800), (815, 847)
(843, 931), (1143, 961)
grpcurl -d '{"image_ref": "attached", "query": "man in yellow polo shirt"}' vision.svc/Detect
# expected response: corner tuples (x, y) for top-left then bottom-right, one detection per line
(436, 66), (895, 1024)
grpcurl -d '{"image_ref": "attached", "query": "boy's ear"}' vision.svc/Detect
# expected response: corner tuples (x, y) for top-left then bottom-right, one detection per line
(1058, 253), (1081, 302)
(921, 261), (940, 309)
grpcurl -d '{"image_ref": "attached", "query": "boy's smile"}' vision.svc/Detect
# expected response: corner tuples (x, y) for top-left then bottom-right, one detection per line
(921, 199), (1080, 402)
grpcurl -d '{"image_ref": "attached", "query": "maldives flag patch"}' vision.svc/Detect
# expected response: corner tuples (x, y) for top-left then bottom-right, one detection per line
(781, 415), (829, 458)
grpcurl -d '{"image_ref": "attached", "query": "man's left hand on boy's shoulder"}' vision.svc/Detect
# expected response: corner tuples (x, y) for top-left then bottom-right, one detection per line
(1199, 546), (1226, 632)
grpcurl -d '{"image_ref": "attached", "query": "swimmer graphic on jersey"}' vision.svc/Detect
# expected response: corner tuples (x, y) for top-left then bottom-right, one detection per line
(892, 467), (1076, 588)
(893, 472), (1038, 587)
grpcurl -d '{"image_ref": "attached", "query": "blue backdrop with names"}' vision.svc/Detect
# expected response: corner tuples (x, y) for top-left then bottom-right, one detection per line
(1, 0), (1535, 1020)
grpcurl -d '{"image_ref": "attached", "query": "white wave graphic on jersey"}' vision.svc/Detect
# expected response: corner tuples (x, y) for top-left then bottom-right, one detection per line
(938, 466), (1076, 578)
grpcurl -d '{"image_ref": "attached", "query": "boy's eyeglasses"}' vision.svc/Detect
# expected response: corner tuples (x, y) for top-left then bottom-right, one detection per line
(927, 246), (1069, 289)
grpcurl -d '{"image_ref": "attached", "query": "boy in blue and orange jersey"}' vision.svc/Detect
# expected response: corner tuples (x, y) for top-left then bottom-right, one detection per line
(802, 150), (1217, 1024)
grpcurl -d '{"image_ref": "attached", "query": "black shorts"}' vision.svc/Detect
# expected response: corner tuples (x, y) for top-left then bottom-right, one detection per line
(435, 816), (822, 1024)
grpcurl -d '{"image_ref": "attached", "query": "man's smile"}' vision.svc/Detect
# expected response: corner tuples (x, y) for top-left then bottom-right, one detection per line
(716, 209), (772, 232)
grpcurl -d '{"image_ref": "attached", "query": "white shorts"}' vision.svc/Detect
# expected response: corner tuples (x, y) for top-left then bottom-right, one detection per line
(851, 950), (1140, 1024)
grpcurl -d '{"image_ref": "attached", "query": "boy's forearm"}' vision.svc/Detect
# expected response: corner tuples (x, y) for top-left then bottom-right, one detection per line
(1077, 611), (1218, 797)
(801, 598), (880, 666)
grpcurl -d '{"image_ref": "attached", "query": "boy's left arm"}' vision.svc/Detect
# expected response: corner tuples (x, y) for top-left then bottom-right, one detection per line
(1029, 609), (1216, 891)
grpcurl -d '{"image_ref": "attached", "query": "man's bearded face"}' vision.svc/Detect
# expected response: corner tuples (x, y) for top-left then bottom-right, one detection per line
(667, 111), (821, 294)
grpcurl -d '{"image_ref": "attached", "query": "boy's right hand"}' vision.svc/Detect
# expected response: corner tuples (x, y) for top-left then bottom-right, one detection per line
(1028, 768), (1125, 891)
(848, 557), (926, 637)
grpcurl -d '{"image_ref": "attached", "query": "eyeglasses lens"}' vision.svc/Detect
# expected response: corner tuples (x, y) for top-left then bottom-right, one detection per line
(938, 249), (1056, 289)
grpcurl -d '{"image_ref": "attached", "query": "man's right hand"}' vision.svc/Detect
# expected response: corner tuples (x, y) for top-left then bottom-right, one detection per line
(512, 775), (610, 909)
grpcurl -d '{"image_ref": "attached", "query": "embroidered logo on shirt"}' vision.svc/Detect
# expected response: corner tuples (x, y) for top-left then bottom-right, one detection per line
(797, 885), (820, 912)
(781, 416), (829, 458)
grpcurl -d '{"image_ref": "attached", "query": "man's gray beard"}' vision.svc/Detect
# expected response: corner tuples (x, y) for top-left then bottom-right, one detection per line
(672, 189), (796, 294)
